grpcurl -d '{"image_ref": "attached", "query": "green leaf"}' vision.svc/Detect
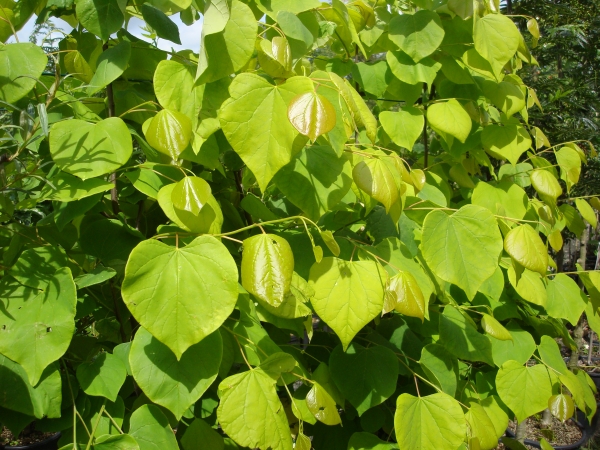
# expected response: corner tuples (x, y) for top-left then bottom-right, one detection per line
(496, 360), (553, 422)
(88, 41), (131, 95)
(531, 169), (562, 205)
(538, 335), (568, 376)
(295, 433), (312, 450)
(370, 238), (435, 305)
(508, 266), (547, 307)
(388, 10), (445, 62)
(181, 418), (224, 450)
(482, 124), (532, 166)
(560, 204), (586, 237)
(50, 118), (133, 180)
(241, 234), (294, 307)
(489, 322), (536, 367)
(320, 230), (341, 257)
(129, 404), (179, 450)
(93, 434), (140, 450)
(575, 198), (597, 228)
(419, 343), (459, 396)
(474, 14), (520, 78)
(330, 343), (399, 416)
(395, 393), (467, 450)
(76, 353), (128, 402)
(309, 258), (387, 350)
(258, 37), (294, 78)
(549, 394), (574, 422)
(348, 432), (398, 449)
(479, 79), (526, 118)
(0, 43), (48, 104)
(217, 369), (292, 450)
(0, 268), (76, 385)
(440, 305), (494, 365)
(471, 180), (528, 220)
(0, 355), (61, 419)
(130, 327), (221, 420)
(141, 4), (181, 45)
(75, 266), (117, 289)
(422, 205), (503, 299)
(220, 73), (313, 191)
(481, 314), (512, 341)
(76, 0), (124, 42)
(170, 176), (212, 215)
(42, 173), (114, 202)
(546, 274), (587, 325)
(556, 146), (581, 192)
(157, 183), (223, 234)
(379, 108), (424, 150)
(351, 61), (390, 98)
(256, 0), (320, 17)
(8, 246), (71, 289)
(426, 99), (472, 144)
(153, 59), (204, 122)
(465, 403), (499, 450)
(387, 51), (441, 85)
(125, 163), (185, 199)
(122, 236), (238, 359)
(145, 109), (193, 159)
(306, 382), (342, 425)
(288, 91), (337, 141)
(504, 224), (548, 275)
(353, 155), (403, 212)
(196, 0), (257, 84)
(384, 271), (426, 319)
(313, 362), (345, 407)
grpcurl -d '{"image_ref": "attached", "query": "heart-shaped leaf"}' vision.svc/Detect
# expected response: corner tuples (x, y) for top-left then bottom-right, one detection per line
(130, 327), (221, 420)
(50, 117), (133, 180)
(122, 236), (239, 358)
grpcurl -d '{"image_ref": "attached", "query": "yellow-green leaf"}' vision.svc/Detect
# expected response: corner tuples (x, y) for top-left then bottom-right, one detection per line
(384, 271), (425, 320)
(145, 109), (193, 159)
(241, 234), (294, 307)
(575, 198), (597, 228)
(309, 258), (387, 350)
(503, 224), (548, 275)
(481, 314), (513, 341)
(288, 91), (337, 141)
(531, 169), (562, 205)
(426, 99), (472, 144)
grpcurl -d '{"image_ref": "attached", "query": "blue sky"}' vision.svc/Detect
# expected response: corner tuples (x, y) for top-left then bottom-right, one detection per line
(9, 13), (203, 52)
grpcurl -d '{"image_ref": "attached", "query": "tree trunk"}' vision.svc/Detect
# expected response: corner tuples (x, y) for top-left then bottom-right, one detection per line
(578, 224), (590, 270)
(569, 320), (584, 369)
(516, 419), (528, 443)
(541, 409), (553, 428)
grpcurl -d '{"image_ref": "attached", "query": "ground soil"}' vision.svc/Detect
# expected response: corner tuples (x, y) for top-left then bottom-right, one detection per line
(497, 415), (583, 449)
(1, 426), (57, 447)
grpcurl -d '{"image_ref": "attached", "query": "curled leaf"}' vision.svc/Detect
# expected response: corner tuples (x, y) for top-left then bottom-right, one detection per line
(306, 382), (341, 425)
(384, 271), (426, 320)
(320, 230), (340, 256)
(241, 234), (294, 307)
(171, 177), (212, 215)
(548, 393), (574, 422)
(410, 169), (426, 191)
(503, 224), (548, 275)
(481, 314), (513, 341)
(288, 91), (337, 141)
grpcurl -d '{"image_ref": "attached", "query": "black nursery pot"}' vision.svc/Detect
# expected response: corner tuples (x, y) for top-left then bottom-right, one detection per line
(505, 407), (598, 450)
(4, 433), (60, 450)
